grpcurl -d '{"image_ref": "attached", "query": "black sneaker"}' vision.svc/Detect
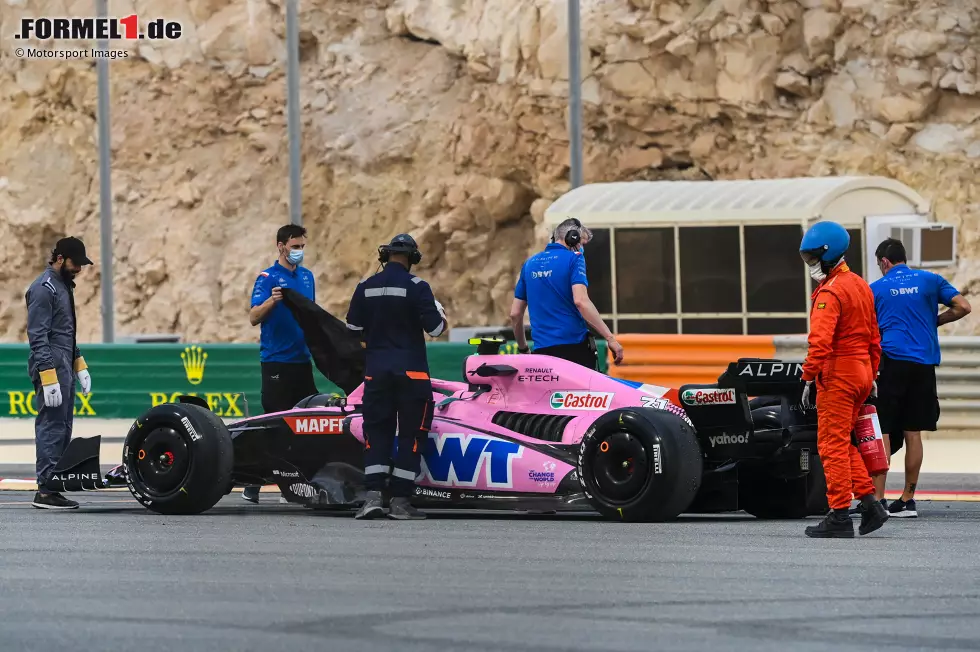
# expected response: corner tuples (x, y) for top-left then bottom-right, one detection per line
(354, 491), (386, 520)
(242, 486), (260, 503)
(31, 491), (79, 510)
(388, 497), (425, 520)
(858, 497), (889, 535)
(888, 498), (917, 518)
(805, 510), (854, 538)
(849, 498), (887, 516)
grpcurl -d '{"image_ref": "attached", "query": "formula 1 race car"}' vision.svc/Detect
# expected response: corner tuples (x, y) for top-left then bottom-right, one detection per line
(48, 337), (828, 522)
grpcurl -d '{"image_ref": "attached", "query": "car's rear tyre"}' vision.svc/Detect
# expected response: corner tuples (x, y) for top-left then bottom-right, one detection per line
(739, 405), (829, 519)
(578, 408), (702, 522)
(123, 403), (233, 515)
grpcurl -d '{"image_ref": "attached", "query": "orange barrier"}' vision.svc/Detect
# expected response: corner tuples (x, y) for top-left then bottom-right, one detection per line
(607, 334), (777, 389)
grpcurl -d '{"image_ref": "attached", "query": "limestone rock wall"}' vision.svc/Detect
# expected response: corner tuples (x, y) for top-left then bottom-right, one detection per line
(1, 0), (978, 343)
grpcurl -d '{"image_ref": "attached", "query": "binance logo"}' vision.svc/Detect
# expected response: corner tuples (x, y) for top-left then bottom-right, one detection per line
(181, 345), (208, 385)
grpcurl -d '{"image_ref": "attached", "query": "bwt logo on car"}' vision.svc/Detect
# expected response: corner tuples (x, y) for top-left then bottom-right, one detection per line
(680, 388), (736, 406)
(420, 433), (523, 489)
(550, 391), (614, 410)
(15, 15), (183, 41)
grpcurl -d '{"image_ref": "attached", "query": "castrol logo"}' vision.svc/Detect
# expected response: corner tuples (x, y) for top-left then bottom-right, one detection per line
(549, 391), (614, 411)
(680, 388), (736, 406)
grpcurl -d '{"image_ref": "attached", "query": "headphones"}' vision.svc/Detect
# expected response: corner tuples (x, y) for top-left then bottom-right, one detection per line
(551, 218), (583, 249)
(378, 234), (423, 266)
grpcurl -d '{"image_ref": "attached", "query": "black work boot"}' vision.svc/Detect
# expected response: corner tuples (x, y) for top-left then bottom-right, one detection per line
(805, 509), (854, 538)
(354, 491), (386, 520)
(858, 494), (889, 535)
(388, 497), (426, 520)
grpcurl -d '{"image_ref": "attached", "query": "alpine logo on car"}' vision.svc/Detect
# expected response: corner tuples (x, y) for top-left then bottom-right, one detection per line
(50, 472), (101, 482)
(420, 433), (523, 489)
(284, 416), (344, 435)
(549, 391), (614, 410)
(680, 388), (736, 406)
(708, 433), (750, 447)
(737, 362), (804, 378)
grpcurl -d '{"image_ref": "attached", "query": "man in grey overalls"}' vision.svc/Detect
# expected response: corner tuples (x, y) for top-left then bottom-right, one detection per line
(25, 237), (94, 510)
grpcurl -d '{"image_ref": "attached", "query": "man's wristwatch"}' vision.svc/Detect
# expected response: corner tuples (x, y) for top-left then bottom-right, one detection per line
(518, 346), (529, 354)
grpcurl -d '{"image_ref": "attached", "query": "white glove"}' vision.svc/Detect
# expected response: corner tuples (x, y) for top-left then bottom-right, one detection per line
(434, 299), (447, 320)
(801, 380), (815, 409)
(77, 369), (92, 394)
(41, 382), (63, 408)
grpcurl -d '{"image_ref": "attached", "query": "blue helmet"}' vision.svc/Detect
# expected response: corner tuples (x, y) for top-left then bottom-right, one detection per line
(800, 221), (849, 267)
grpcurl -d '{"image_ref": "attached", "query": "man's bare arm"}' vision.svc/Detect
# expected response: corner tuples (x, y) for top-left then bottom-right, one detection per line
(939, 294), (972, 326)
(572, 285), (624, 364)
(509, 298), (528, 350)
(249, 287), (282, 326)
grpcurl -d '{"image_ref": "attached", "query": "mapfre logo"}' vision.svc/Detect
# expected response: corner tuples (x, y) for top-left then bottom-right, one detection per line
(284, 416), (345, 435)
(681, 388), (736, 406)
(550, 391), (613, 410)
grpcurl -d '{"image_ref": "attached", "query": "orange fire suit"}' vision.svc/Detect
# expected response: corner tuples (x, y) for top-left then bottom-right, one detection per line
(802, 263), (881, 510)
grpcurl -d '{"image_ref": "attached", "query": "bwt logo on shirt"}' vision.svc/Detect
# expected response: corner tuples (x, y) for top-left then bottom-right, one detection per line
(531, 270), (553, 279)
(890, 287), (919, 296)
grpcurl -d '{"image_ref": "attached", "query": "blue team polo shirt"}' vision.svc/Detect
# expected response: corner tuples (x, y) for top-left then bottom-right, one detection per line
(514, 243), (589, 349)
(870, 264), (960, 365)
(251, 261), (316, 363)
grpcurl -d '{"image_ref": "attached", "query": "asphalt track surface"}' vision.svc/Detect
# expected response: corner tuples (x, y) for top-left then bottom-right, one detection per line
(1, 493), (979, 652)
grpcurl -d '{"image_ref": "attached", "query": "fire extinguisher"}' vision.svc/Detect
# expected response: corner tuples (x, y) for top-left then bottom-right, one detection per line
(854, 404), (889, 476)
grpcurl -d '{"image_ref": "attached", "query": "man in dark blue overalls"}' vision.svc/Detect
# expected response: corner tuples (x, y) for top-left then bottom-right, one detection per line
(25, 237), (94, 510)
(346, 234), (448, 520)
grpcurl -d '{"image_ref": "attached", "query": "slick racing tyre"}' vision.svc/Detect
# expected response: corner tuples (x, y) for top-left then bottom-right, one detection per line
(123, 403), (233, 515)
(578, 408), (702, 522)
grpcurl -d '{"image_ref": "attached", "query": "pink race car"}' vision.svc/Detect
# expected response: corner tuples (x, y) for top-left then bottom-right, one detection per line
(50, 339), (828, 522)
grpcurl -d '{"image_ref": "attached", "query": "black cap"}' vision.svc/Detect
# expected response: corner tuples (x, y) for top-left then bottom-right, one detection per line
(53, 237), (94, 266)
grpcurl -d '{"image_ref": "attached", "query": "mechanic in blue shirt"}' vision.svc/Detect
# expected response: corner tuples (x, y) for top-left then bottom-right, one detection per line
(346, 234), (448, 521)
(509, 218), (624, 369)
(869, 237), (971, 518)
(245, 224), (319, 503)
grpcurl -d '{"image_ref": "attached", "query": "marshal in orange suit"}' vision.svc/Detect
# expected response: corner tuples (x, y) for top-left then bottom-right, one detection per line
(799, 221), (889, 539)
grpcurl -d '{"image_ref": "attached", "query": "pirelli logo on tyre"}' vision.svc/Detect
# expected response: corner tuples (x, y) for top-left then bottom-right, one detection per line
(680, 388), (736, 406)
(284, 416), (345, 435)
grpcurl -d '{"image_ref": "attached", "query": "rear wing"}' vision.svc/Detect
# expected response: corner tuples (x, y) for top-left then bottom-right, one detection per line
(716, 358), (805, 397)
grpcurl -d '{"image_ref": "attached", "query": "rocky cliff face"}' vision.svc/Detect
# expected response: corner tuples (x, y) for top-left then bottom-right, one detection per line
(1, 0), (978, 344)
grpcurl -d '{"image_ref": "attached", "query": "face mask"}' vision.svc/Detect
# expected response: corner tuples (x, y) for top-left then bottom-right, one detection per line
(286, 249), (304, 265)
(807, 262), (826, 282)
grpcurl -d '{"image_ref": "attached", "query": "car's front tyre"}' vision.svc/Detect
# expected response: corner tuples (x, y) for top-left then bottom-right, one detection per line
(577, 408), (702, 522)
(123, 402), (233, 515)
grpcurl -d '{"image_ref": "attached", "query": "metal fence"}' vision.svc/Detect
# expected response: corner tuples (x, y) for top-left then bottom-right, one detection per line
(775, 336), (980, 430)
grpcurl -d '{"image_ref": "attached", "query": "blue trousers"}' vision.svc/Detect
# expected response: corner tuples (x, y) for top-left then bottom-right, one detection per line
(33, 371), (75, 493)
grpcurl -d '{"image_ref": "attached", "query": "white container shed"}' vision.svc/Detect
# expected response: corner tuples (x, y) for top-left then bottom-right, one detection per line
(543, 176), (955, 336)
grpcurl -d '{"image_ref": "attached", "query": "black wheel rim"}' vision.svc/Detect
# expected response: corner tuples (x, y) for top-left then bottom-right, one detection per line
(131, 426), (190, 496)
(591, 430), (650, 502)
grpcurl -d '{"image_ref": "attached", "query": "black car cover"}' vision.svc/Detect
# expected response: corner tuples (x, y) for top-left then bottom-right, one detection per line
(281, 287), (365, 395)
